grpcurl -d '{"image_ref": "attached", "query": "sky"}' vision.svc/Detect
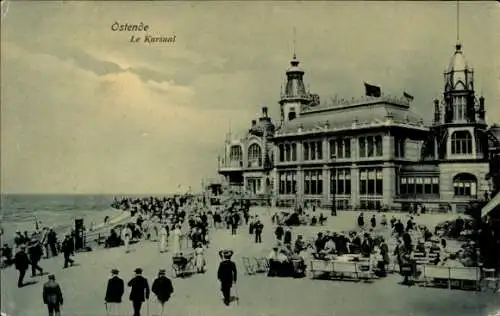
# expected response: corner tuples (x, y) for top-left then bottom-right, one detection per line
(1, 1), (499, 194)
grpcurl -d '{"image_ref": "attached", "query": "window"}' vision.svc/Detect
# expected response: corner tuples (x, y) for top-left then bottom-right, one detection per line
(329, 140), (337, 158)
(279, 171), (297, 195)
(285, 144), (291, 162)
(399, 176), (440, 196)
(367, 136), (374, 157)
(359, 137), (366, 157)
(247, 143), (262, 167)
(360, 168), (382, 195)
(376, 170), (383, 194)
(359, 136), (382, 158)
(291, 143), (297, 161)
(331, 169), (351, 195)
(304, 170), (323, 195)
(395, 137), (405, 158)
(375, 136), (383, 156)
(453, 173), (477, 197)
(400, 177), (407, 194)
(451, 131), (473, 155)
(304, 141), (323, 161)
(453, 96), (466, 121)
(229, 145), (243, 161)
(279, 144), (285, 162)
(344, 139), (351, 158)
(288, 111), (296, 121)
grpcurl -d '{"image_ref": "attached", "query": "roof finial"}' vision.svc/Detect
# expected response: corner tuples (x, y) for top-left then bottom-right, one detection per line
(456, 0), (461, 48)
(292, 26), (297, 59)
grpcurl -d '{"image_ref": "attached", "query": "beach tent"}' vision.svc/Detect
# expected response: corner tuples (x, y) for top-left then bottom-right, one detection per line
(481, 192), (500, 218)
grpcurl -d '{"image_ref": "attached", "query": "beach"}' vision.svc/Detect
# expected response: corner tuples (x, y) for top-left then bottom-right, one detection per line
(1, 206), (499, 316)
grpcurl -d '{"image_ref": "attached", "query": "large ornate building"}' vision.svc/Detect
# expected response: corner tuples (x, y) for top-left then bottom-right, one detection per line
(217, 43), (499, 212)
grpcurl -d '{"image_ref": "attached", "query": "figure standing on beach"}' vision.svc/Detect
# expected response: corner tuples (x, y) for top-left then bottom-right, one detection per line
(13, 245), (30, 287)
(159, 225), (168, 253)
(42, 274), (63, 316)
(122, 225), (132, 253)
(128, 268), (150, 316)
(151, 269), (174, 316)
(171, 224), (182, 254)
(194, 242), (206, 273)
(217, 249), (237, 306)
(105, 269), (124, 316)
(47, 228), (58, 257)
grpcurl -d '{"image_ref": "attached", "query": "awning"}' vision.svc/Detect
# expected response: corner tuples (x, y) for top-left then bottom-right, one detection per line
(481, 192), (500, 218)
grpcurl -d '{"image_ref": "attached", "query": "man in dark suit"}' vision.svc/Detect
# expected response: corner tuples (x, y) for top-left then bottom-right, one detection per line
(105, 269), (124, 316)
(13, 245), (31, 287)
(151, 269), (174, 316)
(217, 249), (237, 306)
(128, 268), (150, 316)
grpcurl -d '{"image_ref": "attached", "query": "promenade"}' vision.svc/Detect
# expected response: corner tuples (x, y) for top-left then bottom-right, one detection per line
(1, 208), (499, 316)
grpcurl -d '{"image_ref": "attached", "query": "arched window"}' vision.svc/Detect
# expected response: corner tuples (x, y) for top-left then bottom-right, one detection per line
(451, 131), (473, 155)
(453, 173), (477, 197)
(229, 145), (242, 161)
(288, 111), (296, 121)
(247, 143), (262, 167)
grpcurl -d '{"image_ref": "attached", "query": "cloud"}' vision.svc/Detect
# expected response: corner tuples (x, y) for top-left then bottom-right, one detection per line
(1, 1), (498, 193)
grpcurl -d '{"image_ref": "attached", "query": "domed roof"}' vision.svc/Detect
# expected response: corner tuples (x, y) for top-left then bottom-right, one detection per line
(286, 54), (304, 73)
(447, 44), (469, 72)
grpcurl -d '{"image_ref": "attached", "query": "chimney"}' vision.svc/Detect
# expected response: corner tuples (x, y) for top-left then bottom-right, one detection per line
(251, 120), (257, 127)
(262, 106), (268, 118)
(433, 99), (440, 123)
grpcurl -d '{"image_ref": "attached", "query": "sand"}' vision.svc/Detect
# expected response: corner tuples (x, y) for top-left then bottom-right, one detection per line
(1, 208), (499, 316)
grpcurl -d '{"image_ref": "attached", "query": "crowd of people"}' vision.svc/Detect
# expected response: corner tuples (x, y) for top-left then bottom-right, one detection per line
(3, 192), (494, 316)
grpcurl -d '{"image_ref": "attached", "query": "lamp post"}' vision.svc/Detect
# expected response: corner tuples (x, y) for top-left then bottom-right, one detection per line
(331, 154), (337, 216)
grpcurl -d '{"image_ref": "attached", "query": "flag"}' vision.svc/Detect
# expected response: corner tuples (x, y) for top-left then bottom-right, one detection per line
(364, 83), (381, 97)
(403, 91), (414, 101)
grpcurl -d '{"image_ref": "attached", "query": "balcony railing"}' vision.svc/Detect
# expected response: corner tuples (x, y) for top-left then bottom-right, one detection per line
(218, 160), (243, 170)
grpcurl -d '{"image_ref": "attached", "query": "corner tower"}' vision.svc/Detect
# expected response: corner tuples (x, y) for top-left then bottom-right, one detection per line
(278, 54), (312, 124)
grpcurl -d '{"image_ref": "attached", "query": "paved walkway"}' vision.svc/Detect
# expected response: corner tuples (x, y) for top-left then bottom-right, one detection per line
(1, 208), (499, 316)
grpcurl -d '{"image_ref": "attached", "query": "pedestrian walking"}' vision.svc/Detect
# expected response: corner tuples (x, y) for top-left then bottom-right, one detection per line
(61, 235), (75, 268)
(105, 269), (124, 316)
(13, 245), (30, 287)
(254, 219), (263, 244)
(217, 249), (237, 306)
(128, 268), (150, 316)
(42, 274), (63, 316)
(28, 239), (44, 276)
(151, 269), (174, 316)
(371, 215), (377, 229)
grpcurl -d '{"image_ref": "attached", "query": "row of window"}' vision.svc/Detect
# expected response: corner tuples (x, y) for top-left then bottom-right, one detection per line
(399, 176), (440, 195)
(278, 143), (297, 162)
(304, 170), (323, 195)
(304, 141), (323, 161)
(359, 168), (384, 195)
(453, 96), (467, 122)
(330, 138), (351, 159)
(359, 136), (383, 158)
(278, 171), (297, 195)
(331, 169), (351, 195)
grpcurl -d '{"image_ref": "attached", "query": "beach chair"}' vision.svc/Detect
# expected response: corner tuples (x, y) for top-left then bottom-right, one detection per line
(423, 265), (450, 288)
(449, 267), (480, 291)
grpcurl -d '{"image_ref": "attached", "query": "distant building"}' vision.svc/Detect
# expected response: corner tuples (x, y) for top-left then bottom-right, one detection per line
(217, 43), (499, 212)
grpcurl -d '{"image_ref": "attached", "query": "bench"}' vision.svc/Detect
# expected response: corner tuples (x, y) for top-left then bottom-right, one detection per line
(423, 266), (481, 290)
(332, 261), (358, 279)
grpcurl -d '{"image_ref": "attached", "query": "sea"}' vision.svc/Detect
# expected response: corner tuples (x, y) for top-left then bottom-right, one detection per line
(0, 194), (141, 245)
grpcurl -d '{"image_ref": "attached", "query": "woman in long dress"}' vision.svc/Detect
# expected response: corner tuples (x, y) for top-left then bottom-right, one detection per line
(171, 224), (182, 254)
(194, 242), (206, 273)
(159, 225), (168, 253)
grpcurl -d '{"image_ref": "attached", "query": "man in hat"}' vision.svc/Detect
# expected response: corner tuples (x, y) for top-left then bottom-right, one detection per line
(13, 245), (31, 287)
(42, 274), (63, 316)
(217, 249), (237, 306)
(28, 238), (44, 277)
(105, 269), (124, 316)
(151, 269), (174, 316)
(128, 268), (150, 316)
(61, 235), (75, 268)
